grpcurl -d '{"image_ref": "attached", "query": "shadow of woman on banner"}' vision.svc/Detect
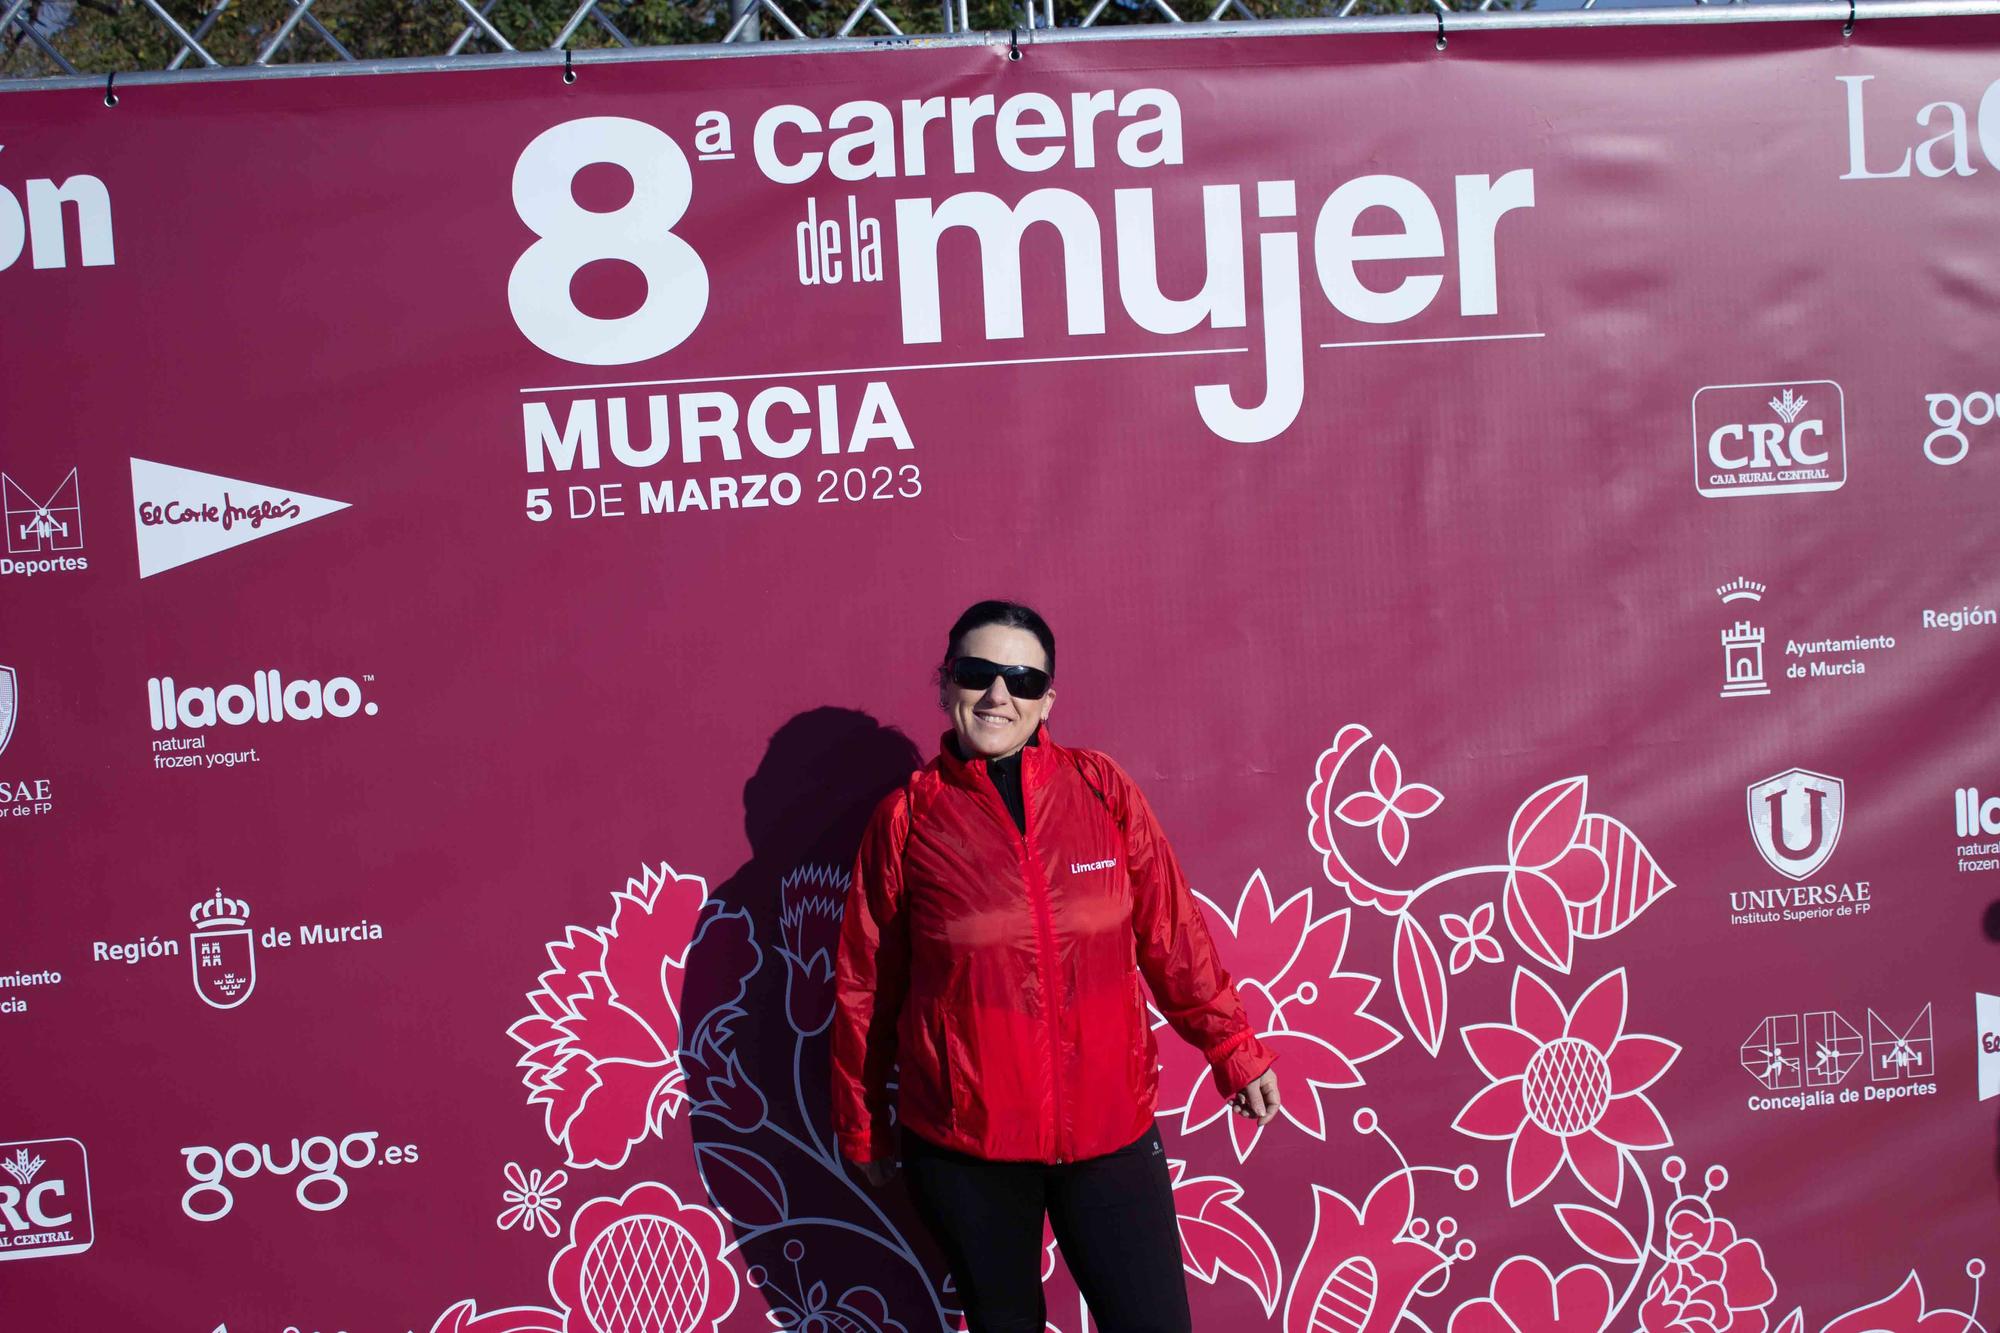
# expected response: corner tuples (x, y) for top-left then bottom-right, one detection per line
(676, 707), (963, 1332)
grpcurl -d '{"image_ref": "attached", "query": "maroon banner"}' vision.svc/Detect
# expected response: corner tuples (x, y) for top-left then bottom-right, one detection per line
(3, 15), (1999, 1333)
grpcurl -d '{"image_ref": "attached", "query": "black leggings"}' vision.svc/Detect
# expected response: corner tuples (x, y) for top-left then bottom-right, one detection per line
(898, 1121), (1194, 1333)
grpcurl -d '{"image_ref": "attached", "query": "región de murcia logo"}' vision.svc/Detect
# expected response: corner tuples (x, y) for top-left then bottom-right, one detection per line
(190, 890), (255, 1010)
(91, 888), (386, 1000)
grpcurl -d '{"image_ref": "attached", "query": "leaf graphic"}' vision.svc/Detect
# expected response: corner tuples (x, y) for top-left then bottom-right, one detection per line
(1393, 914), (1449, 1056)
(1504, 868), (1575, 974)
(1508, 776), (1589, 870)
(1570, 814), (1675, 940)
(1174, 1176), (1283, 1316)
(1556, 1202), (1643, 1263)
(694, 1142), (789, 1227)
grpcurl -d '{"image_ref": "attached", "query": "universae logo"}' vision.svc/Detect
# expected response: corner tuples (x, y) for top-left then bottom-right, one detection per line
(0, 664), (15, 759)
(1746, 768), (1845, 881)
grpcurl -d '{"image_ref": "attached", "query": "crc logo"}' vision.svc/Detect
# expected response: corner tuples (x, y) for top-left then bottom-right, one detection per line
(0, 1138), (93, 1262)
(1740, 1003), (1933, 1089)
(1923, 390), (1999, 466)
(1747, 768), (1846, 881)
(508, 118), (708, 366)
(1693, 381), (1847, 498)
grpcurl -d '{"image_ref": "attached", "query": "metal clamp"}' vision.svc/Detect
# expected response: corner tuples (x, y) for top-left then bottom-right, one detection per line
(1435, 9), (1446, 49)
(103, 70), (117, 106)
(1009, 26), (1021, 59)
(1843, 0), (1856, 36)
(563, 46), (576, 82)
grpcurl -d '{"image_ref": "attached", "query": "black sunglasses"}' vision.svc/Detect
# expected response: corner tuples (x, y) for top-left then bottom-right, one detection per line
(948, 656), (1053, 700)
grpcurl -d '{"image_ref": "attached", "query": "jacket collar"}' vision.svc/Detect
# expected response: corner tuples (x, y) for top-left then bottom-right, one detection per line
(937, 719), (1052, 791)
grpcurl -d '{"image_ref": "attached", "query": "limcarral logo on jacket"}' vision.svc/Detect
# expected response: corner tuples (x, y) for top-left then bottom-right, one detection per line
(1070, 857), (1118, 874)
(130, 458), (349, 578)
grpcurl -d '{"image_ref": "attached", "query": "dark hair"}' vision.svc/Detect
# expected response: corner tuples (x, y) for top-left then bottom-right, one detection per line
(935, 600), (1056, 699)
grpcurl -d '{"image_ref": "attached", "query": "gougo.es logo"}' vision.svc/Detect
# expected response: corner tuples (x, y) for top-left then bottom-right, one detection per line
(1923, 389), (2000, 466)
(179, 1132), (418, 1222)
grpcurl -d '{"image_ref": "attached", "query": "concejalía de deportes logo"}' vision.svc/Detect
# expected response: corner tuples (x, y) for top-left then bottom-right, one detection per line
(2, 466), (87, 577)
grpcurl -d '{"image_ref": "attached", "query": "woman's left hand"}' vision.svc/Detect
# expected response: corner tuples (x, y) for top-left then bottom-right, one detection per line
(1229, 1069), (1280, 1126)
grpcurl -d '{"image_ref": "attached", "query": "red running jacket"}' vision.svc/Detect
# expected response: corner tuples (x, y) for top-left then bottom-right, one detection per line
(832, 721), (1278, 1165)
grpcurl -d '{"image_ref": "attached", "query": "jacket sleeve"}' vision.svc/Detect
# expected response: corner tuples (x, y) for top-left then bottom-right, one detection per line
(1102, 753), (1278, 1101)
(831, 787), (914, 1164)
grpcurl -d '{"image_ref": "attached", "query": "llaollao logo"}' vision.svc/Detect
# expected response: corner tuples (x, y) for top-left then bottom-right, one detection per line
(147, 670), (378, 731)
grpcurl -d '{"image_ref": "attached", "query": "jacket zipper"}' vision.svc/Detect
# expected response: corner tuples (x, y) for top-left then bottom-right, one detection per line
(982, 757), (1065, 1164)
(1021, 780), (1066, 1165)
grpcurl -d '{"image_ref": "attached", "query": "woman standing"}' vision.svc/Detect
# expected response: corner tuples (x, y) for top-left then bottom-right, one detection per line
(832, 599), (1281, 1333)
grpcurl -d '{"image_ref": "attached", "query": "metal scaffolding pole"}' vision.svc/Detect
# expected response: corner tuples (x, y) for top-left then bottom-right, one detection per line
(2, 0), (1996, 92)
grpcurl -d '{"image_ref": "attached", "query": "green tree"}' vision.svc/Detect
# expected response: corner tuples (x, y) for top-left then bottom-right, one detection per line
(4, 0), (1522, 79)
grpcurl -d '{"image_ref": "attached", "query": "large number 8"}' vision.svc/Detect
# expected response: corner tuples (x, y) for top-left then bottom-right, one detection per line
(507, 117), (710, 366)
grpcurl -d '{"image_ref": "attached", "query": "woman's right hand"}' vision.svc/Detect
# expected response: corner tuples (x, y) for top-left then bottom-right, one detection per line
(851, 1155), (899, 1187)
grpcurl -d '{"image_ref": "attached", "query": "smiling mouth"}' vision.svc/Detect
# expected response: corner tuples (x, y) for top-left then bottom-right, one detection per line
(974, 712), (1014, 728)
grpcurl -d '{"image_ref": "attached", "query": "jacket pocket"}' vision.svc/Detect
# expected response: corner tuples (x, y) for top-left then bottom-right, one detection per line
(1127, 969), (1157, 1089)
(928, 1006), (957, 1134)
